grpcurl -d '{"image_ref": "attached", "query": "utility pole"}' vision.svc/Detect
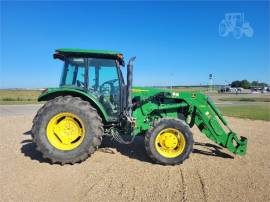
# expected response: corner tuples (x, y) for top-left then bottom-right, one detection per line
(208, 74), (213, 92)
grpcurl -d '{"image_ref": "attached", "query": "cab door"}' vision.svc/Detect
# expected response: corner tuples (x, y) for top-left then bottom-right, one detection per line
(88, 58), (121, 120)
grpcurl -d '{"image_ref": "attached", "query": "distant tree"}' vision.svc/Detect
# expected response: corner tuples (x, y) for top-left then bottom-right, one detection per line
(231, 80), (267, 89)
(231, 80), (241, 87)
(251, 81), (259, 87)
(240, 80), (250, 89)
(251, 81), (267, 87)
(259, 82), (268, 87)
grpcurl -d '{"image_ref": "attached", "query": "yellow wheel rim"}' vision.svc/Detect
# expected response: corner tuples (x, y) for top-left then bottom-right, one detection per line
(46, 112), (85, 151)
(155, 128), (186, 158)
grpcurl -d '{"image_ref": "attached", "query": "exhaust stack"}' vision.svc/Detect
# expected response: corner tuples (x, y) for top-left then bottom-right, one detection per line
(126, 57), (136, 116)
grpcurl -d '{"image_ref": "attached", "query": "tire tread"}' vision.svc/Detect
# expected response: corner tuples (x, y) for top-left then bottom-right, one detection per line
(31, 96), (103, 165)
(145, 118), (193, 165)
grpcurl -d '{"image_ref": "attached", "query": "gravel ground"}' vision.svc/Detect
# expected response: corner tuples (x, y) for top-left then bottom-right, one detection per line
(0, 108), (269, 202)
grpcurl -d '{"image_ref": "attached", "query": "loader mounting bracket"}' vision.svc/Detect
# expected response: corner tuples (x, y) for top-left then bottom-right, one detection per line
(226, 132), (247, 156)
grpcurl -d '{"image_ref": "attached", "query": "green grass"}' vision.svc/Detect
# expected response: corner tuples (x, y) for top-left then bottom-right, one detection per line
(219, 97), (270, 102)
(0, 90), (42, 105)
(219, 104), (270, 121)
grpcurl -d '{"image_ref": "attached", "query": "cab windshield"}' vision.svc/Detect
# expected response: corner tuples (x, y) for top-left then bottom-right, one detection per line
(60, 57), (121, 118)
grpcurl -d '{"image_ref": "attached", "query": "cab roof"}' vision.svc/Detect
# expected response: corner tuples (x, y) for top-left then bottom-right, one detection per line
(54, 48), (125, 66)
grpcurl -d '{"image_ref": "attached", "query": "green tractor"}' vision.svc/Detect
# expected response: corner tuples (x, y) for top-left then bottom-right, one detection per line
(32, 48), (247, 165)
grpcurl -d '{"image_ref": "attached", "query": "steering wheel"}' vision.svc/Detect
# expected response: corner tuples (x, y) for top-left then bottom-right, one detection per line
(99, 79), (118, 95)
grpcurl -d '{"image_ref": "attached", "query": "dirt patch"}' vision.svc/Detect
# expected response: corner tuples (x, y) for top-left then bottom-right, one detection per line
(0, 115), (269, 202)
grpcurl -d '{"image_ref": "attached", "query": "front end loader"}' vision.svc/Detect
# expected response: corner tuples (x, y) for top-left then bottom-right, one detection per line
(31, 48), (247, 165)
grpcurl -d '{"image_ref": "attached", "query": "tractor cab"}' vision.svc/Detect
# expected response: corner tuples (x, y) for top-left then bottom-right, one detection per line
(53, 49), (128, 119)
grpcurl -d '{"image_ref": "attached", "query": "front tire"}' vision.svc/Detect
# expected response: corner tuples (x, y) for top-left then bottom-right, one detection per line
(145, 118), (193, 165)
(31, 96), (103, 164)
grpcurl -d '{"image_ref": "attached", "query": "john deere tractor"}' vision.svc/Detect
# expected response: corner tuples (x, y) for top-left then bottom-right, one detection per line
(32, 49), (247, 165)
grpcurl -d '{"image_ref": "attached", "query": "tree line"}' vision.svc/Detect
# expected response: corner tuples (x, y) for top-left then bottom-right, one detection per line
(230, 80), (268, 89)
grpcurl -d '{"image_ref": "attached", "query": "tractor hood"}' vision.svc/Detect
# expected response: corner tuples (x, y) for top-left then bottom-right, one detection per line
(131, 87), (171, 99)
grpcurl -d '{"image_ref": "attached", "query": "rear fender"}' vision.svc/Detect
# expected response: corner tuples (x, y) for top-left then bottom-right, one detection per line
(38, 88), (109, 122)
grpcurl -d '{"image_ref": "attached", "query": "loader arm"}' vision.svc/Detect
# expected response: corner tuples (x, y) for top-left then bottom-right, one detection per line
(179, 92), (248, 156)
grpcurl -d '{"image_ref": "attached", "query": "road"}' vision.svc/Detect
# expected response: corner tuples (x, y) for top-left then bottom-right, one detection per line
(0, 105), (270, 202)
(0, 104), (42, 117)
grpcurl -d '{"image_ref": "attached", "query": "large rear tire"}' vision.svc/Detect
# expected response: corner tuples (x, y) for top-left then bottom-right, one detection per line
(145, 118), (193, 165)
(31, 96), (103, 164)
